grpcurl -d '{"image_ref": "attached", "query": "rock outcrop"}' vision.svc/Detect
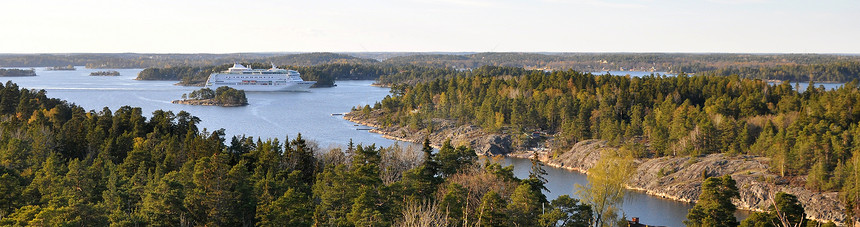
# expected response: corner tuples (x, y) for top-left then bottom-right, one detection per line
(523, 139), (846, 224)
(345, 110), (847, 224)
(343, 112), (512, 155)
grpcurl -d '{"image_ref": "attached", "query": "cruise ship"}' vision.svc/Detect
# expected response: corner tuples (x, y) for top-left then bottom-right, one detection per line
(204, 64), (316, 92)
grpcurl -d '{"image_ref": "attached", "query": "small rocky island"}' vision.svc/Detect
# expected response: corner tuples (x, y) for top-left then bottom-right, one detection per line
(0, 68), (37, 77)
(45, 65), (76, 71)
(89, 70), (120, 76)
(172, 86), (248, 107)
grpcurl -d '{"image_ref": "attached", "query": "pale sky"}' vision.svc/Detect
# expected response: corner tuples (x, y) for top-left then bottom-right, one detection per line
(0, 0), (857, 53)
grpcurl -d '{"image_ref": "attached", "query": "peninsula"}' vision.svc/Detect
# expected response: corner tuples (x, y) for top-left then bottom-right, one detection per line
(343, 68), (853, 225)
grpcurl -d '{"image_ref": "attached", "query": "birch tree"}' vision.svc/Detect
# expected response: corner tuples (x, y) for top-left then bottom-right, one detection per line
(576, 148), (634, 227)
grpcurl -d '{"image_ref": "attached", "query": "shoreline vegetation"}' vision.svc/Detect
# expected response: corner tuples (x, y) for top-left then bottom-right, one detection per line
(343, 111), (846, 225)
(342, 66), (860, 224)
(4, 52), (859, 83)
(0, 68), (36, 77)
(172, 86), (248, 107)
(89, 70), (120, 76)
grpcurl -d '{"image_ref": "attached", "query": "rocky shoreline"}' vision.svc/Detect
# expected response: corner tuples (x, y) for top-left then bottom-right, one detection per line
(343, 111), (847, 224)
(509, 141), (845, 224)
(171, 99), (247, 107)
(344, 112), (512, 155)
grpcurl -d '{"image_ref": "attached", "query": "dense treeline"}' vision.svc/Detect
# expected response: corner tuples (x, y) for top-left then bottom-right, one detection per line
(383, 53), (860, 74)
(259, 53), (378, 66)
(88, 53), (371, 69)
(137, 63), (453, 87)
(181, 86), (248, 106)
(137, 63), (399, 87)
(288, 63), (399, 87)
(137, 65), (231, 85)
(700, 61), (860, 82)
(88, 71), (120, 76)
(376, 65), (541, 86)
(6, 52), (860, 80)
(0, 69), (36, 77)
(45, 65), (75, 71)
(0, 53), (372, 69)
(363, 69), (860, 221)
(0, 54), (118, 68)
(0, 81), (596, 226)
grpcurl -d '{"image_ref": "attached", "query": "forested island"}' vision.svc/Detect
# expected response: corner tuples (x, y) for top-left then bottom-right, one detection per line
(88, 70), (120, 76)
(173, 86), (248, 106)
(0, 68), (36, 77)
(346, 67), (859, 224)
(45, 65), (75, 71)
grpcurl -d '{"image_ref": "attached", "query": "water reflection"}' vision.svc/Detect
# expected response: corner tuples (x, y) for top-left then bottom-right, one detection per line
(500, 157), (751, 227)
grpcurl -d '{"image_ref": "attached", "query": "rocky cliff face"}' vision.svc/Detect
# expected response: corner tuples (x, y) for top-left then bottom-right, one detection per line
(345, 111), (846, 224)
(528, 139), (846, 224)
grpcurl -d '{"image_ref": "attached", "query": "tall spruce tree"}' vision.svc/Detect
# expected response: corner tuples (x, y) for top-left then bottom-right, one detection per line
(685, 175), (740, 227)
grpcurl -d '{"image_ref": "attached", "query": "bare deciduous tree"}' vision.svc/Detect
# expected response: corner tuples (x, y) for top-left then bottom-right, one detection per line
(380, 143), (422, 185)
(396, 199), (449, 227)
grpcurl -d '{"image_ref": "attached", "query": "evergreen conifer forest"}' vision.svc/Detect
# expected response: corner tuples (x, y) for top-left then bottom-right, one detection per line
(0, 81), (590, 226)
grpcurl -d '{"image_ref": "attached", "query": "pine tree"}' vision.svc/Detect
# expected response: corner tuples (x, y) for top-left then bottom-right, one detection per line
(525, 151), (549, 204)
(312, 165), (357, 226)
(539, 195), (593, 227)
(685, 175), (740, 227)
(436, 139), (477, 177)
(507, 183), (541, 226)
(140, 172), (187, 226)
(0, 167), (24, 219)
(477, 191), (507, 227)
(347, 187), (388, 226)
(258, 188), (312, 227)
(439, 183), (467, 226)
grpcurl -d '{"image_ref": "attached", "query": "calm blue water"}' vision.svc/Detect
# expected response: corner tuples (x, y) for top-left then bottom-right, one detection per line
(770, 82), (845, 93)
(6, 67), (395, 148)
(5, 67), (754, 227)
(501, 158), (700, 226)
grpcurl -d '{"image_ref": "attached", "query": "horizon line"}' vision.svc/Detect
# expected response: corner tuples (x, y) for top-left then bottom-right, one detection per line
(1, 51), (859, 55)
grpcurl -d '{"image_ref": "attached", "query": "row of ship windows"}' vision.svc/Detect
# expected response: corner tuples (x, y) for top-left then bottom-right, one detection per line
(215, 82), (281, 85)
(239, 72), (287, 75)
(225, 77), (277, 79)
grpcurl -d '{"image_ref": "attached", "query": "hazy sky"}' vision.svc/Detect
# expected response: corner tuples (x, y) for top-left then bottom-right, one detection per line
(1, 0), (857, 53)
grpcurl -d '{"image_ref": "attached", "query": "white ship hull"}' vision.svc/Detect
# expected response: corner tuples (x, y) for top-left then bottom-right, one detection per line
(203, 64), (316, 92)
(206, 81), (315, 92)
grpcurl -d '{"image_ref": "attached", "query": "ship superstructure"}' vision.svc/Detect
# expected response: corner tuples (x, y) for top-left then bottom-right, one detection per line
(204, 64), (315, 92)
